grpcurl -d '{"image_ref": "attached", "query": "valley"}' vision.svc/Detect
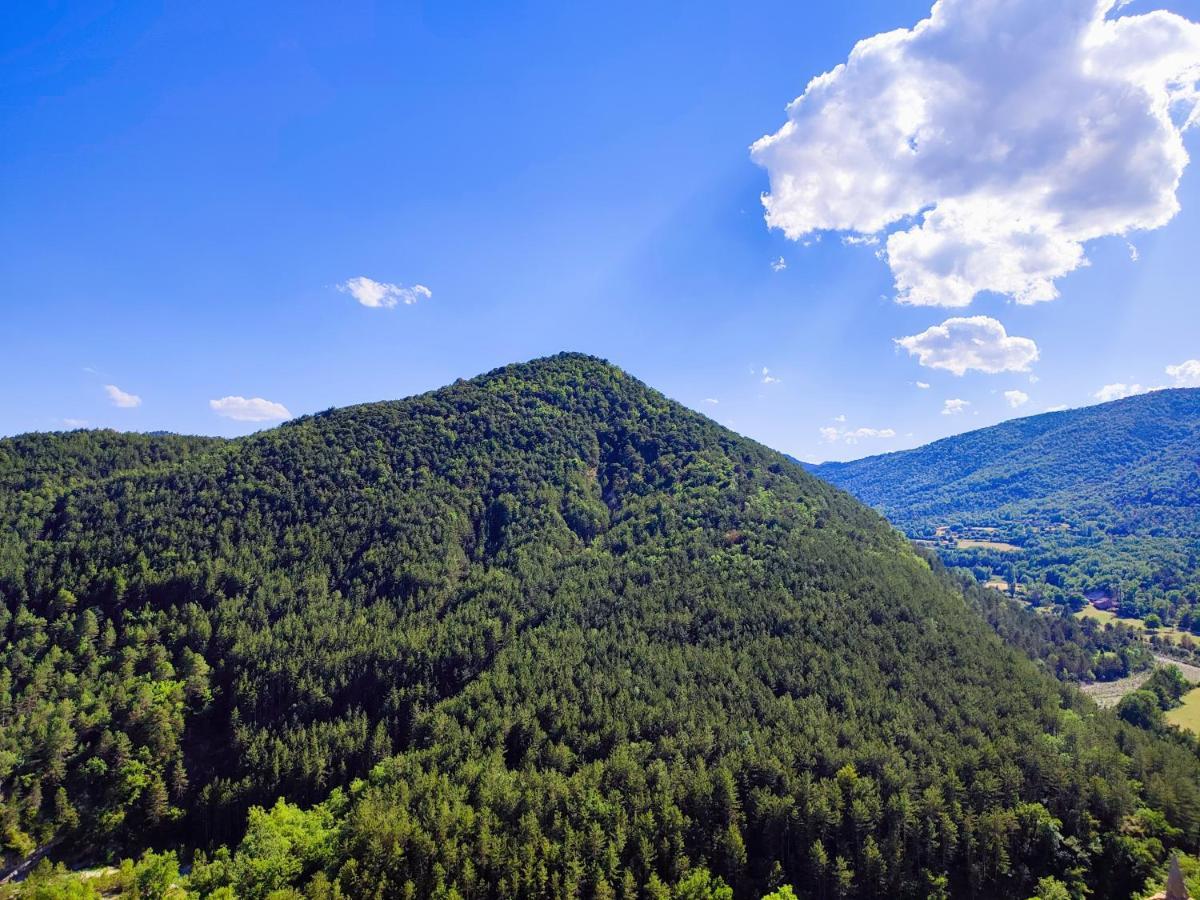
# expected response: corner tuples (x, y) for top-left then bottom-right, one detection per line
(811, 389), (1200, 682)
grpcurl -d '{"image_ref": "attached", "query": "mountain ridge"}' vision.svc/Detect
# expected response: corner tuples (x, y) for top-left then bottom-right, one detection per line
(1, 353), (1198, 898)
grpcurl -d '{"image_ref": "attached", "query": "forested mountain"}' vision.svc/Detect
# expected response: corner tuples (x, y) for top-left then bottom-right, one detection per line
(810, 390), (1200, 639)
(809, 388), (1200, 536)
(3, 355), (1200, 899)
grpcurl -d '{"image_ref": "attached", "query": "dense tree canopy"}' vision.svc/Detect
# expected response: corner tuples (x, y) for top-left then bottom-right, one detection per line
(1, 354), (1198, 898)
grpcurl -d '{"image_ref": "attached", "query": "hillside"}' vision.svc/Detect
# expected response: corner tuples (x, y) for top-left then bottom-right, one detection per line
(2, 355), (1199, 899)
(810, 389), (1200, 654)
(809, 388), (1200, 536)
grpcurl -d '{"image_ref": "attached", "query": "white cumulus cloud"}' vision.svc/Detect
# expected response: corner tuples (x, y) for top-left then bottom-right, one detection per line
(210, 396), (292, 422)
(895, 316), (1039, 375)
(1004, 389), (1030, 408)
(1094, 382), (1158, 402)
(942, 398), (971, 415)
(1166, 358), (1200, 386)
(761, 367), (781, 384)
(338, 276), (431, 309)
(751, 0), (1200, 307)
(104, 384), (141, 408)
(915, 381), (931, 389)
(704, 397), (720, 405)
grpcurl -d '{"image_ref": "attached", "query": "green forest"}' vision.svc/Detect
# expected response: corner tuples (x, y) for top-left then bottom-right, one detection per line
(2, 354), (1199, 898)
(810, 389), (1200, 655)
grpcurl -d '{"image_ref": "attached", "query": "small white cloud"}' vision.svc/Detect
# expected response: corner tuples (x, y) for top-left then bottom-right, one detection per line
(1166, 358), (1200, 386)
(210, 396), (292, 422)
(915, 381), (930, 389)
(704, 397), (720, 405)
(1028, 374), (1040, 384)
(1004, 389), (1030, 409)
(751, 0), (1200, 307)
(820, 422), (896, 444)
(1127, 242), (1140, 262)
(338, 276), (431, 309)
(942, 398), (970, 416)
(61, 418), (88, 429)
(104, 384), (141, 408)
(841, 234), (879, 247)
(1094, 382), (1151, 402)
(1044, 404), (1069, 412)
(761, 367), (781, 384)
(896, 316), (1038, 376)
(834, 413), (846, 423)
(847, 427), (896, 442)
(770, 256), (787, 272)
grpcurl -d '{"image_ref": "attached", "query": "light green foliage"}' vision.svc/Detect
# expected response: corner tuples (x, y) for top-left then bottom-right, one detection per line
(129, 849), (180, 900)
(231, 797), (341, 899)
(673, 869), (733, 900)
(1027, 876), (1071, 900)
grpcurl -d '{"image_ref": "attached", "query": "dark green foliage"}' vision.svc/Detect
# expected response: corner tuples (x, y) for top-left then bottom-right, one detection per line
(1, 354), (1199, 898)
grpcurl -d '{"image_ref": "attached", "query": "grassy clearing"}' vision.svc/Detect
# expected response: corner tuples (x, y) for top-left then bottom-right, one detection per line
(1074, 606), (1196, 646)
(1167, 688), (1200, 733)
(1076, 606), (1137, 626)
(957, 539), (1022, 552)
(984, 576), (1026, 594)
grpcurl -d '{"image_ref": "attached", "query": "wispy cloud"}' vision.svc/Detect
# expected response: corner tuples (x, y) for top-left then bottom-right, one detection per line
(760, 367), (781, 385)
(104, 384), (141, 408)
(820, 417), (896, 444)
(770, 256), (787, 272)
(209, 396), (292, 422)
(1004, 390), (1029, 409)
(338, 276), (432, 309)
(896, 316), (1038, 376)
(752, 0), (1200, 307)
(942, 398), (970, 416)
(841, 234), (878, 247)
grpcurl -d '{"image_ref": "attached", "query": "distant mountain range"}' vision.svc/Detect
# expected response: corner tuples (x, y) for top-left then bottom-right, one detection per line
(809, 388), (1200, 643)
(808, 388), (1200, 538)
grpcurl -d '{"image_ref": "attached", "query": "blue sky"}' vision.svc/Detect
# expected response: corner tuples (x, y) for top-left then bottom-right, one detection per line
(2, 0), (1199, 461)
